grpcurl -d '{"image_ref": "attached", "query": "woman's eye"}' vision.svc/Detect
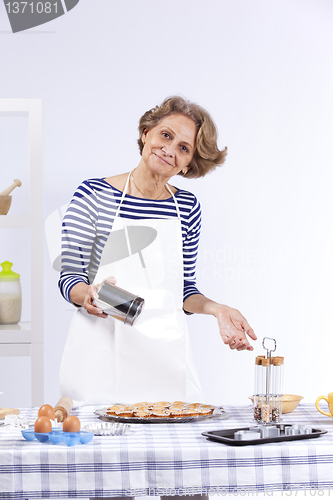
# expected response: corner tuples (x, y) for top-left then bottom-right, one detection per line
(180, 145), (188, 153)
(162, 132), (170, 139)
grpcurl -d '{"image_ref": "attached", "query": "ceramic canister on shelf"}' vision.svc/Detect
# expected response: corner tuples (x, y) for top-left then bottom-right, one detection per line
(0, 261), (22, 325)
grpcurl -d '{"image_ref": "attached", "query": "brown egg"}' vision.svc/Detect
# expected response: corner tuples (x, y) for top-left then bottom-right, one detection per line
(34, 416), (52, 433)
(38, 404), (55, 420)
(63, 415), (81, 433)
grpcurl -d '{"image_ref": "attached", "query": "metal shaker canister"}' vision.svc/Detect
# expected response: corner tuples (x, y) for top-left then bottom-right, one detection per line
(93, 281), (144, 326)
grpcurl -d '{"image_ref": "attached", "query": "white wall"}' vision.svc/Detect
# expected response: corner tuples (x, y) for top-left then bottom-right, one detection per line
(1, 0), (333, 409)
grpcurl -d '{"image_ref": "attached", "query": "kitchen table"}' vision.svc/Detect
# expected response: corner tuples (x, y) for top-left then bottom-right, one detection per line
(0, 404), (333, 499)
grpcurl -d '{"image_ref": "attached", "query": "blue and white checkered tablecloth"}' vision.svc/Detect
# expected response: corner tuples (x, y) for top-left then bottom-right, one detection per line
(0, 404), (333, 499)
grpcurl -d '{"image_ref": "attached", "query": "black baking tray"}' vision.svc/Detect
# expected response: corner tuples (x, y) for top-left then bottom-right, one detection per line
(202, 425), (327, 446)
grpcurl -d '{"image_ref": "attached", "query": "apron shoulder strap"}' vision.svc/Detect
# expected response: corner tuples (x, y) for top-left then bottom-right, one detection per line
(115, 172), (181, 221)
(166, 183), (181, 221)
(114, 173), (131, 219)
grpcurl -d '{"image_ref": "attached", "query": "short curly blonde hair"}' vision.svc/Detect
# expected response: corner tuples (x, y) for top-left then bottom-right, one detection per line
(138, 96), (227, 179)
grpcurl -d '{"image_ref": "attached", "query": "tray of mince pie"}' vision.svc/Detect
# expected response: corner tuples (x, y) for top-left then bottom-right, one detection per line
(95, 401), (227, 423)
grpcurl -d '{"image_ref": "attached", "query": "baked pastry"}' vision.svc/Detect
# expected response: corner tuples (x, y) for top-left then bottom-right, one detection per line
(183, 406), (200, 417)
(197, 405), (214, 416)
(186, 403), (202, 409)
(133, 409), (152, 418)
(115, 409), (134, 418)
(151, 410), (171, 418)
(169, 409), (190, 418)
(105, 401), (215, 419)
(106, 404), (128, 415)
(154, 401), (171, 407)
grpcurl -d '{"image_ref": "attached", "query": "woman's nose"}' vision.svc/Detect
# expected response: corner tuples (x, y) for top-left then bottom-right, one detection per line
(162, 143), (175, 157)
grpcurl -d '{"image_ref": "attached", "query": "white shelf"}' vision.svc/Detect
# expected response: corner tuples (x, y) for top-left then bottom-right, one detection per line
(0, 214), (30, 228)
(0, 322), (32, 343)
(0, 99), (43, 406)
(0, 321), (31, 331)
(0, 343), (31, 357)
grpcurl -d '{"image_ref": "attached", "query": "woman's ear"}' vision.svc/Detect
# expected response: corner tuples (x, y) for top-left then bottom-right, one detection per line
(142, 129), (148, 145)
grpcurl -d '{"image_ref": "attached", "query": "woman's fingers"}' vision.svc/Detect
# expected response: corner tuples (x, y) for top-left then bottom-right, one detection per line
(218, 307), (256, 351)
(221, 332), (246, 350)
(230, 337), (250, 351)
(83, 285), (107, 318)
(84, 277), (116, 318)
(106, 276), (117, 285)
(237, 315), (257, 341)
(221, 333), (236, 347)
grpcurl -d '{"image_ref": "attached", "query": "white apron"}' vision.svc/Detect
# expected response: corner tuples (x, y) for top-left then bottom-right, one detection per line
(59, 174), (204, 406)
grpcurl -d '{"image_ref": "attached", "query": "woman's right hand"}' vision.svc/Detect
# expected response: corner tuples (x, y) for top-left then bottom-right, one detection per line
(83, 283), (108, 318)
(70, 277), (117, 318)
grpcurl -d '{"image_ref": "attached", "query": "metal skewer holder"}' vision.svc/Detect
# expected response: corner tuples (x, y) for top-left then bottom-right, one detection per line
(253, 337), (284, 424)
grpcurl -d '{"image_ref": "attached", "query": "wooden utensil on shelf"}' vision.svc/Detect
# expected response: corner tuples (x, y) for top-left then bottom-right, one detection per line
(54, 397), (73, 422)
(0, 179), (22, 197)
(0, 407), (20, 419)
(0, 179), (22, 215)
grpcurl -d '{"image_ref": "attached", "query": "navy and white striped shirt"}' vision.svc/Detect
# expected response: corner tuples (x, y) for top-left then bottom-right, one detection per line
(58, 178), (202, 305)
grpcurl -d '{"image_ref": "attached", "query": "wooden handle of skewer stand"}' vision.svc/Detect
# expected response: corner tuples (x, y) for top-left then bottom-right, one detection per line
(0, 179), (22, 197)
(54, 397), (73, 422)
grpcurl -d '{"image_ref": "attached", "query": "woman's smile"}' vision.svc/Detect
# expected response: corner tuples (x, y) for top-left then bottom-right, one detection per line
(154, 152), (173, 167)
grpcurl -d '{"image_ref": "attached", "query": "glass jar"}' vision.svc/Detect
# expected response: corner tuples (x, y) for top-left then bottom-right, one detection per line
(0, 261), (22, 325)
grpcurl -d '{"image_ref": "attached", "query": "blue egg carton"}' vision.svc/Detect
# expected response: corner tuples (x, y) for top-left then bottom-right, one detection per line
(21, 428), (93, 446)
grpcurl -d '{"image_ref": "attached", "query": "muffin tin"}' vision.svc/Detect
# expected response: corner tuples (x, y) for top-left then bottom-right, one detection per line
(202, 424), (327, 446)
(84, 422), (131, 436)
(21, 428), (93, 446)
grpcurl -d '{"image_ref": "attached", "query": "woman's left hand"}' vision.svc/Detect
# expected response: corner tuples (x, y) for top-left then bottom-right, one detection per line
(215, 305), (257, 351)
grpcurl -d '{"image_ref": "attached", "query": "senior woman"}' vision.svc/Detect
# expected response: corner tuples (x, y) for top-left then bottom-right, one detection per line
(59, 96), (256, 406)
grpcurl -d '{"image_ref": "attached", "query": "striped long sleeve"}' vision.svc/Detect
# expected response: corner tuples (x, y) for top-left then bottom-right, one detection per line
(58, 178), (202, 306)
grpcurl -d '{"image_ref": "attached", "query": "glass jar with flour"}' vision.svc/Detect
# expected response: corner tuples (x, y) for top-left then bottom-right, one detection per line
(0, 261), (22, 325)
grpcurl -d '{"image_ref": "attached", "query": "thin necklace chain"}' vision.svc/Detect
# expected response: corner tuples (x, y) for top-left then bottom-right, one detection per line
(130, 172), (168, 200)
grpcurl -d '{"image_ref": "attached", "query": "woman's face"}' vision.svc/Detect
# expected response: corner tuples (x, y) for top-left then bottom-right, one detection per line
(141, 113), (197, 178)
